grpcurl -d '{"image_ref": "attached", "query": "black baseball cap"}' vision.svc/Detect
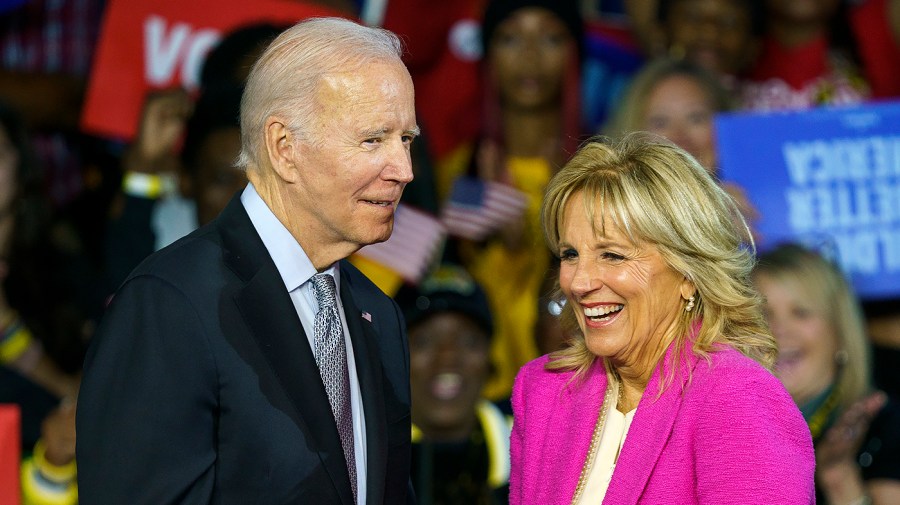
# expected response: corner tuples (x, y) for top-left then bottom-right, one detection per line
(395, 265), (494, 337)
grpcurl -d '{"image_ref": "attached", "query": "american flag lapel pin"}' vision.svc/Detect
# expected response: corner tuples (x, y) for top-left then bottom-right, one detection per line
(361, 311), (372, 322)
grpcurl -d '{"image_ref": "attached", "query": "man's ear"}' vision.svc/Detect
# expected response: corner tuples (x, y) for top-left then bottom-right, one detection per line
(263, 116), (299, 183)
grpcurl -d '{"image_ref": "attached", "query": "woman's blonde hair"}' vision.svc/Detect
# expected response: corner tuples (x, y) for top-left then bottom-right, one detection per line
(754, 244), (872, 410)
(541, 133), (775, 378)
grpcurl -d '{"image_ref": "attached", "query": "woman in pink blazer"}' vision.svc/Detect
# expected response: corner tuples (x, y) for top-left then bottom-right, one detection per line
(510, 134), (815, 504)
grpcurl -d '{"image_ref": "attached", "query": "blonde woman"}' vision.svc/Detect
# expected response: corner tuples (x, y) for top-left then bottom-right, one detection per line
(510, 134), (814, 503)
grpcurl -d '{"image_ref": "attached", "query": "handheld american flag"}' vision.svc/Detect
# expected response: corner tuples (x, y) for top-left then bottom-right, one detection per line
(441, 176), (528, 240)
(355, 205), (446, 283)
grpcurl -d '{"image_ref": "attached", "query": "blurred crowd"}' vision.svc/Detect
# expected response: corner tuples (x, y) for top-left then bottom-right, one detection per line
(1, 0), (899, 503)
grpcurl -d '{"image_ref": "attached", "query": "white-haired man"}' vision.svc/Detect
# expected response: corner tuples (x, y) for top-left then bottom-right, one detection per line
(77, 17), (419, 504)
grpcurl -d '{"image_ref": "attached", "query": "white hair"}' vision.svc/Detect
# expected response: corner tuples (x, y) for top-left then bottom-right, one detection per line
(236, 17), (404, 170)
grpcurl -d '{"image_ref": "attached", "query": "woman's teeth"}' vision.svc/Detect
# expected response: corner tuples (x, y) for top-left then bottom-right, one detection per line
(584, 305), (623, 320)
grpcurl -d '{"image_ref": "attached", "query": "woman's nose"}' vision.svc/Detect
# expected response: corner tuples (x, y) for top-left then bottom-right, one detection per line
(569, 261), (601, 296)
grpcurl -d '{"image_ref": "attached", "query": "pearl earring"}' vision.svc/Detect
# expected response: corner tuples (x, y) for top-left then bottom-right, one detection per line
(685, 296), (695, 312)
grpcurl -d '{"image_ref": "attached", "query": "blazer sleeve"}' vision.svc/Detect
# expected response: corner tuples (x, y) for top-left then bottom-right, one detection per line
(76, 274), (218, 505)
(390, 296), (418, 505)
(508, 362), (530, 505)
(693, 365), (816, 504)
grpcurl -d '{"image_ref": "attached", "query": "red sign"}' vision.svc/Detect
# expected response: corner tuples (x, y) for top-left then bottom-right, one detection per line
(81, 0), (343, 140)
(0, 405), (20, 505)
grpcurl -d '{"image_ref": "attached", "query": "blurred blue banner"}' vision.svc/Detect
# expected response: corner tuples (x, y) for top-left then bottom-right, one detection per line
(0, 0), (26, 14)
(716, 101), (900, 300)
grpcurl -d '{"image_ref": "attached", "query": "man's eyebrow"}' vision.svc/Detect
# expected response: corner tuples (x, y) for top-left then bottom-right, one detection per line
(360, 127), (389, 138)
(360, 125), (421, 137)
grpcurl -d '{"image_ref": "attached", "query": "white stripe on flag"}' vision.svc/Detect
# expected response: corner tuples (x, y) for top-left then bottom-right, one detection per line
(356, 205), (446, 282)
(441, 178), (528, 240)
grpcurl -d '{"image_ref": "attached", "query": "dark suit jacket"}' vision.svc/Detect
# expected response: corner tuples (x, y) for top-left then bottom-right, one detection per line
(76, 195), (414, 504)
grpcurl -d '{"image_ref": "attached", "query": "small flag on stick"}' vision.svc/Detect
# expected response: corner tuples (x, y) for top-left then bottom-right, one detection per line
(356, 205), (446, 283)
(441, 176), (528, 241)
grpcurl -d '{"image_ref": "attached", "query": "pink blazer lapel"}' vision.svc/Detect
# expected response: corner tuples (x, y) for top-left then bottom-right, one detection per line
(541, 359), (610, 505)
(604, 345), (699, 504)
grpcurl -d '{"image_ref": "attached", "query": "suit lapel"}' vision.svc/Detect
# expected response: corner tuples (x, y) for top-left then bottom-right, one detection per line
(553, 360), (609, 504)
(339, 263), (388, 505)
(606, 345), (697, 503)
(218, 195), (354, 505)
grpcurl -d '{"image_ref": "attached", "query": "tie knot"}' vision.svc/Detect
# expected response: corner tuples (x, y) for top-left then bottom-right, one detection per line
(311, 273), (337, 309)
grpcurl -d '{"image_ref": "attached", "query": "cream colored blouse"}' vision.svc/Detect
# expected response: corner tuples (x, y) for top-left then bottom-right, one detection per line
(574, 380), (636, 504)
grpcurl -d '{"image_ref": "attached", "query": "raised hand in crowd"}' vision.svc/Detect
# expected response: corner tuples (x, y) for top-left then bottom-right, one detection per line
(40, 398), (77, 467)
(816, 392), (893, 505)
(122, 89), (193, 176)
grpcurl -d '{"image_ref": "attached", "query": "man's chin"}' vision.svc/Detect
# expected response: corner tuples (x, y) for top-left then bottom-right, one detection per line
(357, 223), (394, 247)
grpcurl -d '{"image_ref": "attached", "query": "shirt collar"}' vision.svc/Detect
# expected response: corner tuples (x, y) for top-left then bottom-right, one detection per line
(240, 183), (340, 292)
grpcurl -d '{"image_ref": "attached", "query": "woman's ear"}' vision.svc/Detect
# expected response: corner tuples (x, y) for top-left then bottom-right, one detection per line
(263, 116), (299, 183)
(680, 276), (696, 302)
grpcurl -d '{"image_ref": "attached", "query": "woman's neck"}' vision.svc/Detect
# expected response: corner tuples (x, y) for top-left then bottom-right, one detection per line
(501, 105), (561, 159)
(610, 328), (681, 413)
(613, 369), (646, 414)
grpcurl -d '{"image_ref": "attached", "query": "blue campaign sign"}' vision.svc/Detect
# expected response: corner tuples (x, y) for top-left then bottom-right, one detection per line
(716, 101), (900, 301)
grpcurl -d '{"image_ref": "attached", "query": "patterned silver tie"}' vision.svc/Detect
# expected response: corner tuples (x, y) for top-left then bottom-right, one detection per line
(311, 273), (357, 502)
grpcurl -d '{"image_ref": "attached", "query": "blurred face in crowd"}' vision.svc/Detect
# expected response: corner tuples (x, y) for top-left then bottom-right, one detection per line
(0, 126), (18, 215)
(666, 0), (758, 76)
(409, 312), (491, 441)
(557, 192), (690, 375)
(643, 74), (718, 171)
(190, 127), (247, 225)
(754, 273), (839, 406)
(489, 7), (573, 111)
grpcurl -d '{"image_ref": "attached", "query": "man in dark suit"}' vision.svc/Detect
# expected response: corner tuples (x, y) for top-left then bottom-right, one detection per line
(76, 17), (420, 504)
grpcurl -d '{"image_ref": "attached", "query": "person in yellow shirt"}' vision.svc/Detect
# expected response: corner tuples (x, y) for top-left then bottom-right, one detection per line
(440, 0), (585, 400)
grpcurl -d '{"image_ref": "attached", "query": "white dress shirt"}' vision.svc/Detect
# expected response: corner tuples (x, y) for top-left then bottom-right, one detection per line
(242, 183), (367, 504)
